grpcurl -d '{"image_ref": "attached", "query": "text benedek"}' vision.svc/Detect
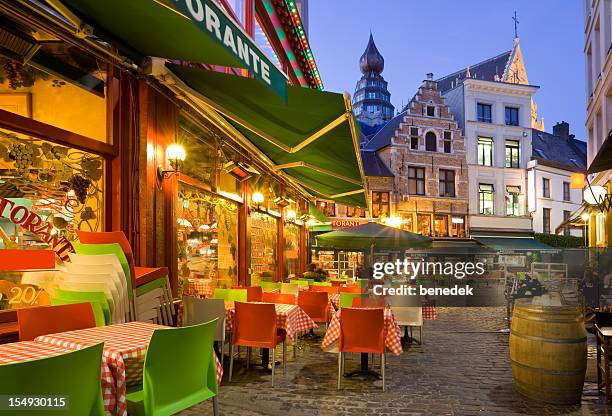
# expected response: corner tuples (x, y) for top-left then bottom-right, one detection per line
(373, 285), (474, 296)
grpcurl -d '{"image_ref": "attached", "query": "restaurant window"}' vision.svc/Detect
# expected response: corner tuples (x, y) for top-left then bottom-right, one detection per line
(543, 208), (551, 234)
(505, 106), (519, 126)
(254, 17), (281, 69)
(477, 137), (493, 166)
(506, 185), (522, 216)
(439, 169), (455, 197)
(400, 213), (413, 232)
(505, 140), (519, 168)
(250, 211), (278, 282)
(563, 210), (571, 236)
(284, 223), (300, 279)
(408, 167), (425, 195)
(542, 178), (550, 198)
(317, 201), (335, 217)
(597, 213), (606, 244)
(477, 103), (492, 123)
(417, 214), (431, 236)
(180, 117), (217, 187)
(479, 184), (494, 215)
(451, 216), (466, 237)
(433, 215), (448, 237)
(177, 185), (239, 290)
(410, 127), (419, 150)
(347, 206), (366, 218)
(443, 131), (452, 153)
(426, 106), (435, 117)
(371, 192), (390, 218)
(563, 182), (571, 201)
(425, 132), (437, 152)
(223, 0), (245, 24)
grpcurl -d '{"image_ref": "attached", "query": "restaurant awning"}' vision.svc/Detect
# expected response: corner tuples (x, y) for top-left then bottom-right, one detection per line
(55, 0), (288, 98)
(166, 63), (368, 207)
(588, 130), (612, 174)
(308, 202), (329, 224)
(474, 237), (555, 252)
(316, 222), (431, 250)
(554, 203), (594, 234)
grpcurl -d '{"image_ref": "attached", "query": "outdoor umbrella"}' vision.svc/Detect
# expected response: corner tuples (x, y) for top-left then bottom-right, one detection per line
(315, 222), (431, 251)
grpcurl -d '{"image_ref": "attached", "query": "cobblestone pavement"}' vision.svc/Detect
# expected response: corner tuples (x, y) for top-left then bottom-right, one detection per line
(179, 307), (612, 416)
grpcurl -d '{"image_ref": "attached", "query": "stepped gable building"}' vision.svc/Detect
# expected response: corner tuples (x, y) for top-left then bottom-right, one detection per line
(352, 34), (395, 127)
(364, 74), (469, 237)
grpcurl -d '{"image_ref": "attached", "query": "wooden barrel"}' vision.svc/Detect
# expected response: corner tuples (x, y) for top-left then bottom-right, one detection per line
(510, 301), (587, 404)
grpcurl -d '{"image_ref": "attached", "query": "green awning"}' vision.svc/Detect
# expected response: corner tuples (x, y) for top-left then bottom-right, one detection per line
(474, 237), (555, 252)
(316, 222), (431, 250)
(308, 202), (329, 224)
(167, 63), (367, 207)
(309, 225), (332, 232)
(58, 0), (287, 98)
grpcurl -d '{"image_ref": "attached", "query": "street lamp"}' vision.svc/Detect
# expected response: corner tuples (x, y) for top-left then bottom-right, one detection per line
(157, 144), (186, 184)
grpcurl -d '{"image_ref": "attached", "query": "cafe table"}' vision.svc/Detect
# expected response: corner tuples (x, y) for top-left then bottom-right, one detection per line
(34, 321), (223, 416)
(329, 294), (438, 320)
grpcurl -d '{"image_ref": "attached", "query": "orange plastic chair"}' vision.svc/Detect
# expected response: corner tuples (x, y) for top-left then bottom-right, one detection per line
(339, 286), (362, 294)
(352, 296), (387, 308)
(310, 286), (339, 295)
(246, 286), (263, 302)
(331, 281), (345, 287)
(298, 291), (329, 324)
(338, 308), (385, 390)
(229, 302), (286, 387)
(76, 230), (135, 283)
(17, 303), (96, 341)
(262, 292), (296, 305)
(0, 249), (56, 271)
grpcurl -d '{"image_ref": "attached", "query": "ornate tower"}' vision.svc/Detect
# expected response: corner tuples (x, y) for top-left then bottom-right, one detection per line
(352, 34), (394, 127)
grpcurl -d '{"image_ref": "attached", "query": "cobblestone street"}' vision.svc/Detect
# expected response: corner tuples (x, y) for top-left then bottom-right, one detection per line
(179, 307), (612, 416)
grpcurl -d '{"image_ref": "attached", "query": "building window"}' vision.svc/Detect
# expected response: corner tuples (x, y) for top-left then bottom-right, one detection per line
(563, 182), (571, 201)
(563, 210), (571, 236)
(506, 185), (522, 216)
(451, 216), (466, 237)
(347, 206), (366, 218)
(597, 213), (606, 244)
(443, 131), (452, 153)
(417, 214), (431, 236)
(505, 106), (519, 126)
(543, 208), (551, 234)
(477, 103), (492, 123)
(316, 201), (335, 217)
(425, 132), (437, 152)
(477, 137), (493, 166)
(426, 106), (435, 117)
(371, 192), (390, 218)
(400, 214), (414, 232)
(410, 127), (419, 150)
(408, 167), (425, 195)
(434, 215), (448, 237)
(479, 184), (494, 215)
(439, 169), (455, 197)
(542, 178), (550, 198)
(505, 140), (520, 168)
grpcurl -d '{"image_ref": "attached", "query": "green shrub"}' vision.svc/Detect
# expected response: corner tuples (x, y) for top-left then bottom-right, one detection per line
(534, 233), (583, 248)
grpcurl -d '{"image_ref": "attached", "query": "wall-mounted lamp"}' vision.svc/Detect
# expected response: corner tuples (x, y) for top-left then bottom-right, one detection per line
(285, 209), (297, 223)
(252, 191), (265, 209)
(273, 196), (294, 208)
(223, 161), (260, 181)
(158, 144), (186, 184)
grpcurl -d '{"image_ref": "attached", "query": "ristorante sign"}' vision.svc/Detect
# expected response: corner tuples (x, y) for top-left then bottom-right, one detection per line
(173, 0), (288, 100)
(331, 219), (368, 229)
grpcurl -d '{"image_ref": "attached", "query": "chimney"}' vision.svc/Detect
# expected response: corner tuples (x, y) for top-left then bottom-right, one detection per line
(426, 72), (433, 80)
(553, 121), (570, 140)
(424, 72), (437, 90)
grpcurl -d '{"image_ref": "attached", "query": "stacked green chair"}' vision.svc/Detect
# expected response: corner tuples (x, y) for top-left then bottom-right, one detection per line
(212, 288), (230, 300)
(339, 292), (367, 308)
(52, 288), (109, 326)
(227, 289), (247, 302)
(292, 279), (309, 287)
(0, 343), (105, 416)
(311, 282), (332, 287)
(258, 281), (281, 290)
(126, 320), (219, 415)
(356, 278), (369, 288)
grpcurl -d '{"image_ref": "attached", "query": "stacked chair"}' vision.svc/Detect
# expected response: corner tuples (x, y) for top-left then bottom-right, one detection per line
(74, 231), (174, 325)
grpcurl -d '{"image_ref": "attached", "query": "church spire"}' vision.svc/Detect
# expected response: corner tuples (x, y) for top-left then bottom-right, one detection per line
(359, 33), (385, 75)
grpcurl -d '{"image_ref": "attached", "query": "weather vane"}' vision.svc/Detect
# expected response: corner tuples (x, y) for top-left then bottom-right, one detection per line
(512, 11), (519, 39)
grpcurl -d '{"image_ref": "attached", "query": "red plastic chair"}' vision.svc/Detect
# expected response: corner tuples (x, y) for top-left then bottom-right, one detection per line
(338, 308), (385, 390)
(17, 303), (96, 341)
(246, 286), (263, 302)
(352, 296), (387, 308)
(310, 286), (339, 295)
(298, 291), (329, 324)
(339, 286), (362, 294)
(229, 302), (286, 386)
(0, 249), (56, 271)
(262, 292), (296, 305)
(330, 281), (345, 287)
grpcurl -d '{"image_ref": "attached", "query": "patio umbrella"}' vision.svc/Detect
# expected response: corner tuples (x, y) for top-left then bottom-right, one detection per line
(315, 222), (431, 251)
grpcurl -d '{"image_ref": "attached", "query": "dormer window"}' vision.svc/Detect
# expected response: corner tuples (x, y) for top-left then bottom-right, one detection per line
(426, 106), (436, 117)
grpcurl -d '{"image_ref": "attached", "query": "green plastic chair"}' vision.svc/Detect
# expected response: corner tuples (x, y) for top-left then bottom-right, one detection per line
(227, 289), (247, 302)
(259, 276), (274, 282)
(52, 288), (110, 326)
(339, 293), (367, 308)
(312, 282), (332, 287)
(0, 342), (105, 416)
(258, 281), (280, 289)
(305, 278), (315, 285)
(126, 321), (219, 416)
(293, 280), (309, 287)
(356, 279), (369, 288)
(212, 288), (230, 300)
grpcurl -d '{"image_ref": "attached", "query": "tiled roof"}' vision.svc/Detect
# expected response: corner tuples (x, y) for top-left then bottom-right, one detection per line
(531, 129), (587, 171)
(362, 111), (406, 151)
(361, 150), (394, 177)
(358, 121), (385, 141)
(436, 50), (512, 93)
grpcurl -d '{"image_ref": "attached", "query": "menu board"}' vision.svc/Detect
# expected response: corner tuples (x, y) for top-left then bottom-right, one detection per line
(250, 212), (277, 276)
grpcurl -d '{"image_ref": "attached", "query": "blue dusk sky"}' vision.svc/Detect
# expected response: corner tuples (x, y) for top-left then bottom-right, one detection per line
(308, 0), (586, 139)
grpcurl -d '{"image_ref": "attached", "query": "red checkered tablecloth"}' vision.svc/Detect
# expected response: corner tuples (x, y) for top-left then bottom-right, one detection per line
(321, 307), (403, 356)
(34, 321), (222, 416)
(329, 294), (437, 320)
(226, 303), (316, 341)
(187, 279), (215, 298)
